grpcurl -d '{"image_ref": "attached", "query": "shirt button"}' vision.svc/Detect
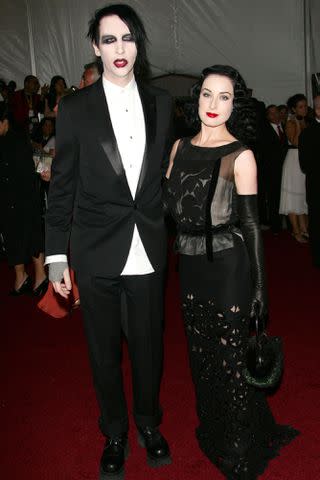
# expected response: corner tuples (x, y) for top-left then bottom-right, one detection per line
(125, 109), (128, 112)
(129, 136), (133, 139)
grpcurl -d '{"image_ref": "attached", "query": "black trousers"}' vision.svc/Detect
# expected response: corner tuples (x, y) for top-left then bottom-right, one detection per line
(266, 168), (283, 233)
(77, 270), (165, 437)
(308, 201), (320, 267)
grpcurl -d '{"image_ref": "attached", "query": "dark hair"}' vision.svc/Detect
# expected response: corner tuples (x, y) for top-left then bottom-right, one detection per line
(287, 94), (307, 113)
(266, 104), (277, 113)
(187, 65), (256, 145)
(87, 3), (150, 80)
(277, 104), (287, 111)
(47, 76), (67, 111)
(24, 75), (37, 85)
(8, 80), (17, 90)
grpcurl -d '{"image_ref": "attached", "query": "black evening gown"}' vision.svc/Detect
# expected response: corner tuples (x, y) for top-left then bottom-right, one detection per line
(0, 128), (44, 266)
(165, 138), (298, 479)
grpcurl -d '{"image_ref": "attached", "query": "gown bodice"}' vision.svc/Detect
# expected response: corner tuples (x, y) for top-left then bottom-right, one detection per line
(165, 137), (247, 257)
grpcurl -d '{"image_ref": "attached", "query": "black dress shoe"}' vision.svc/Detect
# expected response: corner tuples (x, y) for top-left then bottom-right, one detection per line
(32, 277), (49, 297)
(100, 434), (129, 480)
(137, 426), (171, 468)
(9, 276), (32, 296)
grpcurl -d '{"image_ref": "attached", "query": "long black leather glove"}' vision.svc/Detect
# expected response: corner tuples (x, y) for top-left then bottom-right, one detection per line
(238, 194), (268, 318)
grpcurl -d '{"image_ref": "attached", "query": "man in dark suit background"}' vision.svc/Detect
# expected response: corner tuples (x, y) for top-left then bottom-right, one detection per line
(45, 5), (172, 478)
(299, 95), (320, 268)
(259, 105), (288, 233)
(10, 75), (46, 133)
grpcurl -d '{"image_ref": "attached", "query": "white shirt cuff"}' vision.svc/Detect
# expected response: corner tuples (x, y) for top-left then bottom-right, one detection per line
(45, 254), (68, 265)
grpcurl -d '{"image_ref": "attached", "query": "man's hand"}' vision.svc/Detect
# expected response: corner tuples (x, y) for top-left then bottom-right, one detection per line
(48, 262), (72, 299)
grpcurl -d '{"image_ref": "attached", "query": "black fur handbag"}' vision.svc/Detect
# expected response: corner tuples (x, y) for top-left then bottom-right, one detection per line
(243, 316), (283, 389)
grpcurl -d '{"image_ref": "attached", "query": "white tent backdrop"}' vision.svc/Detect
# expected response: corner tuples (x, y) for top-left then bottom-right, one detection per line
(1, 0), (319, 104)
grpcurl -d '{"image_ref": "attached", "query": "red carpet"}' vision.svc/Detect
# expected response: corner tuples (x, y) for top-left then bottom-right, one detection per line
(1, 232), (320, 479)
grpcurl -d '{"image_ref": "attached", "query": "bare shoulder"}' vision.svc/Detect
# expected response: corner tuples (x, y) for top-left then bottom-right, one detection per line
(234, 148), (257, 194)
(234, 148), (256, 174)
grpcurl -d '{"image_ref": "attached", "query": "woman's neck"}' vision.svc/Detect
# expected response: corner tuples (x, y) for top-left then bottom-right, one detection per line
(194, 124), (235, 147)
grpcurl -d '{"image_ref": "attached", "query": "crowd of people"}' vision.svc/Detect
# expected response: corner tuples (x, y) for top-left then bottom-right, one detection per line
(0, 3), (319, 479)
(0, 62), (101, 297)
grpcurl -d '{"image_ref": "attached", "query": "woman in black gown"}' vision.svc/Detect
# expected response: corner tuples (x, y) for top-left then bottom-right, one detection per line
(164, 66), (298, 479)
(0, 103), (47, 295)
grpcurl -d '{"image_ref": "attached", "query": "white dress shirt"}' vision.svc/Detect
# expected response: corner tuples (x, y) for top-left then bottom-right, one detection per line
(46, 75), (154, 275)
(270, 122), (284, 136)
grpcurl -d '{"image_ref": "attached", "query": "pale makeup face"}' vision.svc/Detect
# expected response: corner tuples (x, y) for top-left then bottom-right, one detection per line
(93, 15), (137, 86)
(198, 74), (234, 128)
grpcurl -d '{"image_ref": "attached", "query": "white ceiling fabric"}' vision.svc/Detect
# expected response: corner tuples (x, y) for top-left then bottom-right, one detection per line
(0, 0), (319, 104)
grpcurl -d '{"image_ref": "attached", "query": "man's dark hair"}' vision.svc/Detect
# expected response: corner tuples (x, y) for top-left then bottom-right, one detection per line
(277, 104), (287, 111)
(24, 75), (37, 85)
(187, 65), (256, 145)
(87, 4), (150, 80)
(266, 104), (277, 113)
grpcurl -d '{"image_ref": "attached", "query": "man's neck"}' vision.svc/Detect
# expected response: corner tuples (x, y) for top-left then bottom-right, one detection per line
(103, 72), (134, 88)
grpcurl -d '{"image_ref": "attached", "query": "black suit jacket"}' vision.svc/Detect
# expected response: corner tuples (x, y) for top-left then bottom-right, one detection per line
(299, 121), (320, 202)
(45, 77), (172, 276)
(258, 121), (288, 183)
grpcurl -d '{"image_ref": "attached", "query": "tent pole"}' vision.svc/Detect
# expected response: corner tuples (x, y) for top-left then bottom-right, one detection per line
(25, 0), (36, 76)
(303, 0), (312, 102)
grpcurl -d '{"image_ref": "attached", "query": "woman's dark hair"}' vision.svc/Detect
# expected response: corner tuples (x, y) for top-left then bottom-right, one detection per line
(47, 76), (67, 111)
(87, 3), (150, 80)
(187, 65), (256, 145)
(287, 94), (307, 113)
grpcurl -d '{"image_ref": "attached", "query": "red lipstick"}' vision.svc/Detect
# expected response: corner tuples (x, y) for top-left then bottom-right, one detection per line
(206, 112), (219, 118)
(114, 59), (128, 68)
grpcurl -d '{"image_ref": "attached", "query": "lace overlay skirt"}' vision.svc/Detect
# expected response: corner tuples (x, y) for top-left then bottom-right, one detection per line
(179, 236), (298, 479)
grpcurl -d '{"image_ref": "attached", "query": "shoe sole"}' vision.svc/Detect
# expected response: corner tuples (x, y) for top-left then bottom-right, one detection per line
(137, 433), (172, 468)
(99, 444), (129, 480)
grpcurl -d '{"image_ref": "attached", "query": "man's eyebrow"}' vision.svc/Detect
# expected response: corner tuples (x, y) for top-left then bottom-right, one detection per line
(100, 34), (132, 40)
(100, 34), (115, 40)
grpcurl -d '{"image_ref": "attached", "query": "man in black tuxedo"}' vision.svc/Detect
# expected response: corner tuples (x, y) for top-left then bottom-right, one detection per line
(299, 96), (320, 268)
(259, 105), (288, 233)
(45, 5), (172, 478)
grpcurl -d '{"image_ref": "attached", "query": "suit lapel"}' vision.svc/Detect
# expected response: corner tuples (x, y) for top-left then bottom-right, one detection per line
(87, 78), (125, 178)
(136, 83), (157, 197)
